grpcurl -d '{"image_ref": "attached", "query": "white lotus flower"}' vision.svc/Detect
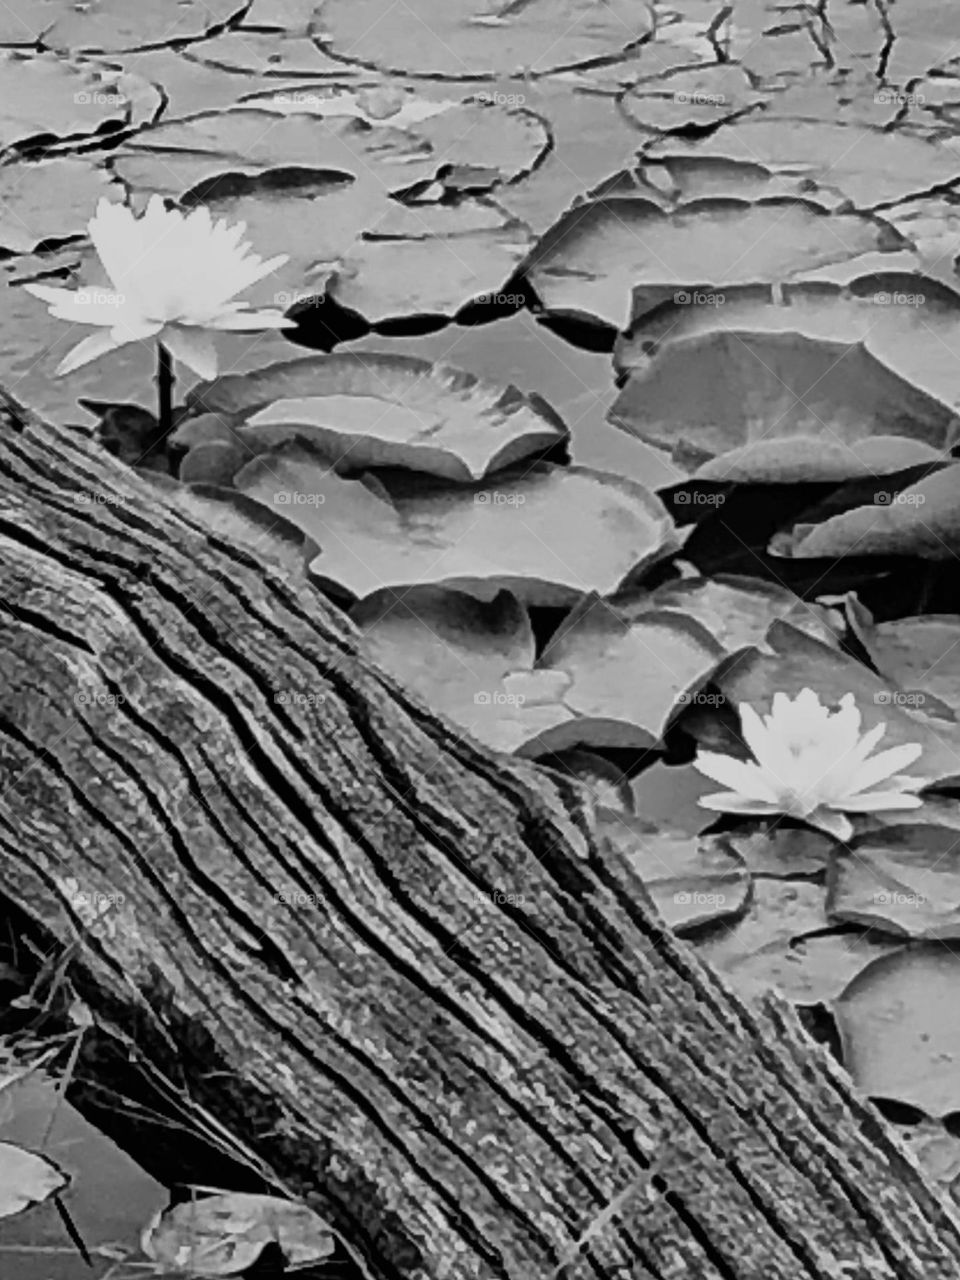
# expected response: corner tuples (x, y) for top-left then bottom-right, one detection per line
(693, 687), (926, 841)
(24, 196), (295, 381)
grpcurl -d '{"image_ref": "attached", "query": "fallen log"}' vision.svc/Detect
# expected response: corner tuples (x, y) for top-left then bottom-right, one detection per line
(0, 388), (958, 1280)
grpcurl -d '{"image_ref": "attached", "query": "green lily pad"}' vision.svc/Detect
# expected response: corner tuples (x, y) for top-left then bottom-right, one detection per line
(829, 825), (960, 940)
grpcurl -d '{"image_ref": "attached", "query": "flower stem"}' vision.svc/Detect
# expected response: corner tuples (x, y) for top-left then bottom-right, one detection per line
(155, 342), (174, 438)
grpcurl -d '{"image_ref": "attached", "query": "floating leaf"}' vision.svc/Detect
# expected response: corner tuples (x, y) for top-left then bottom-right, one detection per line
(609, 331), (959, 475)
(522, 196), (903, 329)
(599, 813), (750, 931)
(850, 611), (960, 720)
(694, 880), (831, 999)
(835, 949), (960, 1116)
(1, 0), (246, 53)
(142, 1192), (334, 1276)
(0, 159), (122, 254)
(717, 824), (836, 877)
(621, 64), (763, 133)
(0, 1143), (67, 1219)
(643, 119), (960, 208)
(235, 446), (681, 606)
(538, 597), (725, 749)
(784, 464), (960, 560)
(189, 352), (568, 482)
(316, 0), (654, 78)
(618, 574), (840, 653)
(828, 826), (960, 940)
(0, 50), (157, 153)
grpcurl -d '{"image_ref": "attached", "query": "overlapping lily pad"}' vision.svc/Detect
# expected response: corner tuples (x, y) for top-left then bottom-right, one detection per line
(0, 0), (246, 53)
(235, 445), (681, 605)
(522, 196), (904, 331)
(780, 464), (960, 560)
(0, 159), (123, 254)
(316, 0), (655, 79)
(618, 574), (840, 653)
(849, 608), (960, 719)
(702, 621), (960, 789)
(186, 352), (568, 481)
(0, 51), (160, 154)
(829, 825), (960, 940)
(620, 64), (764, 133)
(642, 118), (960, 208)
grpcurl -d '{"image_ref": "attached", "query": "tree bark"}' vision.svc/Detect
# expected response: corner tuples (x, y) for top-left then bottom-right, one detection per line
(0, 387), (958, 1280)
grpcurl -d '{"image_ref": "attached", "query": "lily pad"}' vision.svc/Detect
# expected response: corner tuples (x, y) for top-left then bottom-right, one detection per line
(326, 204), (535, 325)
(620, 64), (764, 133)
(783, 464), (960, 560)
(0, 160), (123, 255)
(0, 1143), (67, 1219)
(609, 331), (959, 475)
(850, 612), (960, 719)
(188, 352), (568, 482)
(234, 446), (681, 606)
(352, 588), (572, 755)
(537, 596), (726, 748)
(617, 574), (840, 654)
(716, 823), (836, 877)
(829, 825), (960, 940)
(522, 196), (903, 330)
(642, 118), (960, 208)
(0, 51), (159, 154)
(835, 949), (960, 1116)
(598, 814), (750, 931)
(615, 280), (960, 419)
(182, 32), (345, 77)
(6, 0), (246, 53)
(143, 1192), (334, 1276)
(695, 879), (831, 1000)
(316, 0), (654, 79)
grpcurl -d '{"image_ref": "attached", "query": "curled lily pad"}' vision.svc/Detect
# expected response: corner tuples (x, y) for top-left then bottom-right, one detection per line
(143, 1192), (334, 1276)
(849, 610), (960, 720)
(188, 352), (568, 483)
(782, 463), (960, 561)
(0, 1143), (68, 1219)
(522, 195), (903, 330)
(642, 118), (960, 208)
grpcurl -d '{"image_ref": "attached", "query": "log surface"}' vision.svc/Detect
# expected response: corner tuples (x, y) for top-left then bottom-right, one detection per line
(0, 389), (958, 1280)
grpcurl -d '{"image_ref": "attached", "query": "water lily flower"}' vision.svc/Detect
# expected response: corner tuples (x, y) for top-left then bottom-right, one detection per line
(693, 687), (926, 841)
(24, 196), (294, 384)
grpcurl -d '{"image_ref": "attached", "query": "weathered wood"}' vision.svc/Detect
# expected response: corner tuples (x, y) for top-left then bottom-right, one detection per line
(0, 387), (958, 1280)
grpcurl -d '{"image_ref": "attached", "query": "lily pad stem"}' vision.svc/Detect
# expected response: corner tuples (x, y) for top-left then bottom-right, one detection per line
(156, 341), (174, 438)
